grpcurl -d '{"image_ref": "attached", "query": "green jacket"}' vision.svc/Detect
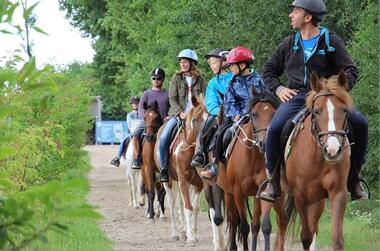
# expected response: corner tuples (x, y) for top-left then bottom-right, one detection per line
(168, 73), (207, 116)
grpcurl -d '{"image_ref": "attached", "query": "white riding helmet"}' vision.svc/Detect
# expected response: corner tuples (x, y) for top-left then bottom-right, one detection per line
(177, 49), (198, 64)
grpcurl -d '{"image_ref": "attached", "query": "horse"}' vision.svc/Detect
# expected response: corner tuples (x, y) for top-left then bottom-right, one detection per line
(217, 90), (288, 251)
(283, 71), (353, 250)
(194, 110), (227, 250)
(139, 101), (166, 223)
(120, 118), (145, 209)
(154, 94), (206, 243)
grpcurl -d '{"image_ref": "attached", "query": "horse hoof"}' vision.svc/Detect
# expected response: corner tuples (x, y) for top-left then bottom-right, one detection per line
(159, 216), (168, 222)
(169, 235), (179, 241)
(133, 205), (139, 209)
(186, 237), (197, 244)
(146, 218), (155, 224)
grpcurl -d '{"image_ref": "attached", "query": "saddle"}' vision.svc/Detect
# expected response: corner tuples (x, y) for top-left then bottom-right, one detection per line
(282, 107), (309, 161)
(121, 137), (131, 158)
(168, 119), (184, 154)
(215, 115), (250, 163)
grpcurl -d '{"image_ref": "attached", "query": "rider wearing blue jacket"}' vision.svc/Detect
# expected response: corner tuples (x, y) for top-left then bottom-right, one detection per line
(191, 48), (233, 168)
(200, 46), (270, 180)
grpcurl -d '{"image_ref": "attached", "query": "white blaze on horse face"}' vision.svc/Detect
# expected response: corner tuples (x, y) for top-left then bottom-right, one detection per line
(325, 98), (341, 156)
(263, 105), (269, 111)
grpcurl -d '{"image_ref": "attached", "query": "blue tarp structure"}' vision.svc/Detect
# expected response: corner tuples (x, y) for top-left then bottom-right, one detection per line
(95, 121), (128, 144)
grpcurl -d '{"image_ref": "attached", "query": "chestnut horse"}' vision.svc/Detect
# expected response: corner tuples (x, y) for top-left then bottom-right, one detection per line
(285, 71), (352, 250)
(139, 101), (166, 223)
(196, 112), (226, 250)
(154, 95), (206, 243)
(217, 91), (288, 251)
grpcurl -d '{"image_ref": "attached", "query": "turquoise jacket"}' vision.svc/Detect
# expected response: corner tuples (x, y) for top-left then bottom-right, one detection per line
(205, 72), (233, 115)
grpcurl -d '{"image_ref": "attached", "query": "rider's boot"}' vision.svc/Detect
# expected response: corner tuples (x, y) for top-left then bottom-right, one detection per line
(348, 161), (369, 200)
(110, 157), (120, 167)
(191, 151), (206, 168)
(200, 162), (218, 180)
(259, 169), (279, 203)
(159, 164), (169, 182)
(131, 155), (142, 169)
(351, 181), (368, 200)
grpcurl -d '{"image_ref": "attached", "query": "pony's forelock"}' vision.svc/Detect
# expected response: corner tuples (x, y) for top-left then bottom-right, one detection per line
(306, 76), (353, 110)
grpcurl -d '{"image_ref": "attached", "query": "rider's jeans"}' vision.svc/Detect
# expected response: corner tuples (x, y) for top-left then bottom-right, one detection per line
(159, 117), (178, 169)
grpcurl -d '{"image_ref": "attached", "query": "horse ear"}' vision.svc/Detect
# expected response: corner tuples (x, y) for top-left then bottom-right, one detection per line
(143, 101), (147, 110)
(191, 94), (199, 107)
(310, 71), (321, 92)
(337, 70), (349, 90)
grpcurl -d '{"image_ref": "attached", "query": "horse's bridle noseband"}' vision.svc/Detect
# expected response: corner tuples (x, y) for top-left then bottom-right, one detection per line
(310, 91), (349, 159)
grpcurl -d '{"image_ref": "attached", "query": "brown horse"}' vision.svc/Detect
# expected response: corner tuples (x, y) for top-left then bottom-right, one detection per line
(154, 95), (206, 242)
(285, 71), (352, 250)
(217, 91), (288, 251)
(139, 101), (166, 223)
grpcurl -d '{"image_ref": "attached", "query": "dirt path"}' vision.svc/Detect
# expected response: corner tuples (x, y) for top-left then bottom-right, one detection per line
(84, 145), (215, 250)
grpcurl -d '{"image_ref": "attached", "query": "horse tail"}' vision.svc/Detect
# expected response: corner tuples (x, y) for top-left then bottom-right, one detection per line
(285, 194), (300, 240)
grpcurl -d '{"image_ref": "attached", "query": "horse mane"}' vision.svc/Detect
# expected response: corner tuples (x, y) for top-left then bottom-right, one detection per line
(306, 76), (353, 110)
(249, 92), (280, 111)
(186, 95), (206, 125)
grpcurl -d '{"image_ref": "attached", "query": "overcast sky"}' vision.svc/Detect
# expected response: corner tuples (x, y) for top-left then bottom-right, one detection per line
(0, 0), (94, 67)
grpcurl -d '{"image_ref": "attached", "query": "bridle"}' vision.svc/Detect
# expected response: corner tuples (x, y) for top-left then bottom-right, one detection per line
(310, 91), (349, 159)
(143, 109), (162, 142)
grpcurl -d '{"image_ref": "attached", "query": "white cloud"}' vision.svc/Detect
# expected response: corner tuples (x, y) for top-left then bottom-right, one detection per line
(0, 0), (95, 67)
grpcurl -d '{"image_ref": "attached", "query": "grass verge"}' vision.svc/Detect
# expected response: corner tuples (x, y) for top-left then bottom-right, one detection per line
(23, 150), (113, 251)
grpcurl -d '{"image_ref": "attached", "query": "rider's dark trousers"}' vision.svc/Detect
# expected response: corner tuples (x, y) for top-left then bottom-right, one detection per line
(265, 91), (368, 175)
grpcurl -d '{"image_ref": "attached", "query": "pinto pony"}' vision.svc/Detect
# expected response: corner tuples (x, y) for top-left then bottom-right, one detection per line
(217, 91), (288, 251)
(285, 71), (353, 250)
(154, 95), (206, 243)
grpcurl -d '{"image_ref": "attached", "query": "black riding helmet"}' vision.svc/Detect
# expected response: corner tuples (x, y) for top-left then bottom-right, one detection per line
(130, 96), (140, 104)
(290, 0), (326, 22)
(204, 48), (229, 60)
(205, 48), (230, 74)
(151, 67), (165, 79)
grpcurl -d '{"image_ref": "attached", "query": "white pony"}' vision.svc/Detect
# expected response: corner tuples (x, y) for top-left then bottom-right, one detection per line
(120, 119), (145, 209)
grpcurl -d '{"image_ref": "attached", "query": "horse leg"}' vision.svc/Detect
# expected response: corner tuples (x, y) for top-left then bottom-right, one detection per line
(190, 184), (201, 236)
(273, 194), (289, 251)
(294, 196), (313, 250)
(157, 185), (167, 220)
(163, 182), (179, 241)
(261, 200), (273, 251)
(178, 179), (197, 243)
(233, 192), (249, 251)
(137, 171), (146, 206)
(130, 169), (140, 208)
(306, 200), (325, 251)
(225, 192), (238, 251)
(212, 184), (226, 250)
(142, 165), (155, 221)
(251, 197), (261, 251)
(329, 190), (347, 250)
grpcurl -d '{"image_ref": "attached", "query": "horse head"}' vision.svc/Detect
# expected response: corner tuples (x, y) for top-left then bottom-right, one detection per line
(185, 94), (207, 143)
(249, 88), (279, 153)
(306, 71), (353, 161)
(143, 101), (162, 142)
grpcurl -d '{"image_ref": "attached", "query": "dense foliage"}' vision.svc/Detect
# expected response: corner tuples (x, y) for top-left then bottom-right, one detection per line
(0, 1), (102, 249)
(59, 0), (378, 191)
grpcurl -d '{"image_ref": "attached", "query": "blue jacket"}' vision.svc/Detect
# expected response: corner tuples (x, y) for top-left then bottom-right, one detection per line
(224, 71), (269, 119)
(205, 72), (233, 115)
